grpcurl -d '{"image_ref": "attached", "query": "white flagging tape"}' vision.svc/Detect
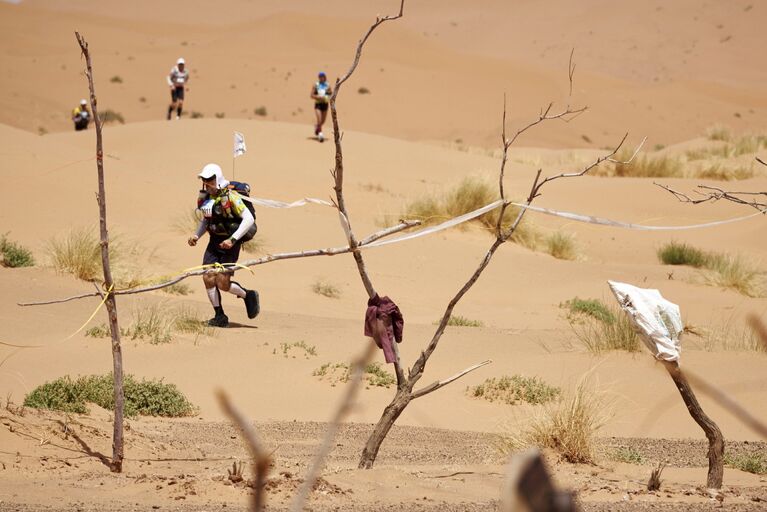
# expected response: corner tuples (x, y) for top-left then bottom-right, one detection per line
(243, 196), (334, 208)
(509, 203), (764, 231)
(363, 200), (505, 248)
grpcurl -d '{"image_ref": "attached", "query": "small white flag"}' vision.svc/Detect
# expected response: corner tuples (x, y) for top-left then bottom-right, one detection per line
(233, 131), (247, 158)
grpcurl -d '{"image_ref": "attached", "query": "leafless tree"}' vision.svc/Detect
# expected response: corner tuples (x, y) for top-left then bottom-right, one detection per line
(656, 157), (767, 212)
(74, 32), (126, 473)
(323, 1), (631, 469)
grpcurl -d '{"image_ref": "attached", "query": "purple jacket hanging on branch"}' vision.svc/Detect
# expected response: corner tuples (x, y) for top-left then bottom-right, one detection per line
(364, 294), (404, 363)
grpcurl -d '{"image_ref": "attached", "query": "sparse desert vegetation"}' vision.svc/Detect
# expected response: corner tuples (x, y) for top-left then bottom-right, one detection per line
(445, 314), (483, 327)
(0, 234), (35, 268)
(393, 176), (540, 249)
(99, 109), (125, 124)
(24, 373), (196, 417)
(468, 375), (560, 405)
(658, 241), (764, 297)
(499, 378), (611, 463)
(544, 231), (577, 260)
(312, 279), (341, 298)
(278, 340), (317, 359)
(86, 303), (213, 343)
(565, 297), (640, 353)
(313, 361), (396, 388)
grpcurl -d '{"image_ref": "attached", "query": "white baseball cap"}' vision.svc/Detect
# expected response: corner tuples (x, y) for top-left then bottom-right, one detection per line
(80, 99), (87, 106)
(198, 163), (221, 180)
(177, 57), (185, 65)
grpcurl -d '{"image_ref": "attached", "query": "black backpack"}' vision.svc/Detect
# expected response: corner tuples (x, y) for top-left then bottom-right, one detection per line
(228, 181), (257, 242)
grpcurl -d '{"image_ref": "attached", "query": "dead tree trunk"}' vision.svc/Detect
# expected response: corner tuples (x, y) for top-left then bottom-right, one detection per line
(662, 361), (724, 490)
(75, 32), (125, 473)
(358, 389), (411, 468)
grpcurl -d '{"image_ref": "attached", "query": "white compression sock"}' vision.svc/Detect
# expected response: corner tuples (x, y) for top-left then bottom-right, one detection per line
(206, 287), (221, 307)
(228, 281), (247, 299)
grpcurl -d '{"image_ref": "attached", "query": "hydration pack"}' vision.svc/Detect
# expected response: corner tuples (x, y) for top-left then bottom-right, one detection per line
(197, 181), (257, 242)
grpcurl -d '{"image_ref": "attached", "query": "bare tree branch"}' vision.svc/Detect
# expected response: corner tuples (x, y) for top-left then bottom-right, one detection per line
(18, 220), (422, 307)
(289, 342), (376, 512)
(216, 390), (271, 512)
(411, 360), (492, 400)
(655, 183), (767, 212)
(756, 156), (766, 167)
(75, 31), (125, 474)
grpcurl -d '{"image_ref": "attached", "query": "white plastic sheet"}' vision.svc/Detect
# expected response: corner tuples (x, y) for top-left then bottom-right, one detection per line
(607, 280), (683, 362)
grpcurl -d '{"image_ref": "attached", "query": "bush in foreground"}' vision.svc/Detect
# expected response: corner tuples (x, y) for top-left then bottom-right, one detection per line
(499, 378), (610, 463)
(24, 374), (196, 417)
(0, 234), (35, 267)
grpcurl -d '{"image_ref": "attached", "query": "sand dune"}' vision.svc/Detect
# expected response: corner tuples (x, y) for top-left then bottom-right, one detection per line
(1, 1), (766, 510)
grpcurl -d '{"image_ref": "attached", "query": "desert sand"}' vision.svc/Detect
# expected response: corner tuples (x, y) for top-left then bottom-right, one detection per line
(1, 1), (766, 510)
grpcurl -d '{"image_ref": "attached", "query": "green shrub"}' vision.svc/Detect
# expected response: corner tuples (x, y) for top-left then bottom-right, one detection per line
(611, 446), (643, 464)
(562, 297), (615, 324)
(725, 452), (767, 474)
(445, 315), (483, 327)
(24, 374), (196, 417)
(658, 242), (764, 296)
(254, 106), (267, 116)
(570, 304), (640, 353)
(313, 361), (396, 388)
(469, 375), (560, 405)
(658, 241), (709, 268)
(0, 234), (35, 267)
(110, 75), (123, 83)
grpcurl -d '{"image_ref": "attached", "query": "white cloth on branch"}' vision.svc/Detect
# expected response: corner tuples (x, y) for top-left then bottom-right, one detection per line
(607, 280), (683, 362)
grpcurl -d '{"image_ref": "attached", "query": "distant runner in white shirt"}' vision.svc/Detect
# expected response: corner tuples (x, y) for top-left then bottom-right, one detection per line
(167, 57), (190, 120)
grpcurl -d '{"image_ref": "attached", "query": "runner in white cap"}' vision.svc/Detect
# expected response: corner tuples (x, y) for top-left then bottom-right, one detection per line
(71, 99), (90, 131)
(167, 57), (190, 120)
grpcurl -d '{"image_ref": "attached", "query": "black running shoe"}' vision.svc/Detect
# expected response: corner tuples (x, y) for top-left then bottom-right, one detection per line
(207, 313), (229, 327)
(244, 290), (260, 319)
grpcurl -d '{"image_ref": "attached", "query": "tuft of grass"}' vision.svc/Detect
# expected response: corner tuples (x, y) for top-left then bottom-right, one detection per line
(499, 378), (610, 463)
(312, 279), (341, 299)
(162, 281), (193, 295)
(698, 317), (766, 353)
(100, 109), (125, 124)
(706, 125), (731, 142)
(190, 111), (204, 119)
(733, 134), (767, 156)
(611, 446), (644, 464)
(704, 254), (764, 297)
(724, 452), (767, 474)
(562, 297), (615, 324)
(24, 374), (197, 417)
(358, 86), (371, 94)
(658, 241), (709, 268)
(86, 303), (213, 343)
(214, 112), (226, 119)
(47, 227), (116, 281)
(600, 150), (683, 178)
(0, 233), (35, 268)
(469, 375), (560, 405)
(172, 209), (203, 234)
(545, 231), (577, 260)
(658, 242), (764, 296)
(396, 177), (539, 248)
(696, 163), (754, 181)
(254, 106), (267, 117)
(313, 361), (395, 388)
(110, 75), (123, 83)
(570, 304), (640, 353)
(445, 314), (483, 327)
(279, 341), (317, 359)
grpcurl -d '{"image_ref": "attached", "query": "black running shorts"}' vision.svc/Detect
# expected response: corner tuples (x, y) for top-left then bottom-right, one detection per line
(171, 87), (185, 101)
(202, 235), (241, 273)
